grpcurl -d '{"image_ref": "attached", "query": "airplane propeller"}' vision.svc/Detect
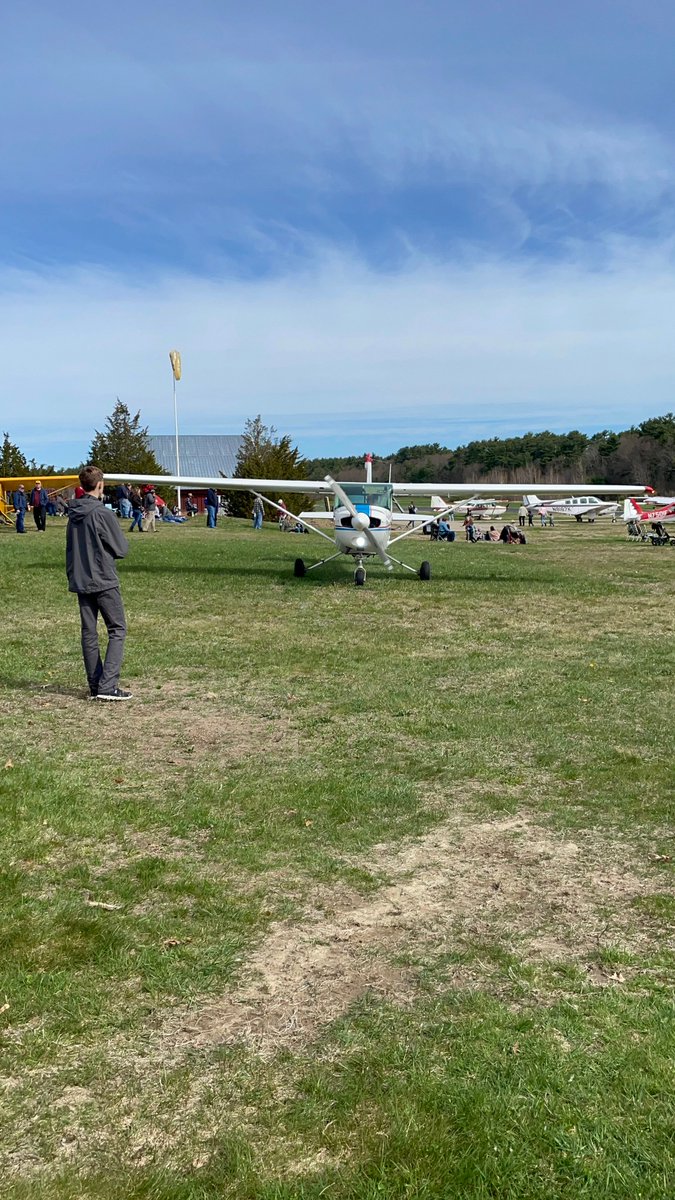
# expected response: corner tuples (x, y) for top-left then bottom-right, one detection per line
(325, 476), (393, 570)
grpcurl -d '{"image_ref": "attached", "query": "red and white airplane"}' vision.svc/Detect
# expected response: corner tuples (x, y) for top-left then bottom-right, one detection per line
(623, 497), (675, 524)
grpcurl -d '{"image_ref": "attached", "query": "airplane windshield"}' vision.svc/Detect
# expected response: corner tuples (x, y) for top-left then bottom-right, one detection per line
(334, 484), (393, 510)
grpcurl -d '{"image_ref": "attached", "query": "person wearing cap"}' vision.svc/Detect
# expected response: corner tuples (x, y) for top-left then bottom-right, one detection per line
(142, 486), (158, 532)
(29, 480), (49, 531)
(13, 484), (28, 533)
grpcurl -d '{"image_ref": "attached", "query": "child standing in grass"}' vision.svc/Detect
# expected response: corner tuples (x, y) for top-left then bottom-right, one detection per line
(66, 465), (132, 702)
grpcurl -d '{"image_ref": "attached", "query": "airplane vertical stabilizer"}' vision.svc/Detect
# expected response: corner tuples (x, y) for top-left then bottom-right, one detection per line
(523, 494), (541, 508)
(623, 497), (643, 521)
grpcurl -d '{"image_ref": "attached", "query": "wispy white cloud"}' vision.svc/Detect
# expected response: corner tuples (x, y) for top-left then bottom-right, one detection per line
(3, 5), (673, 232)
(2, 2), (675, 464)
(3, 238), (675, 461)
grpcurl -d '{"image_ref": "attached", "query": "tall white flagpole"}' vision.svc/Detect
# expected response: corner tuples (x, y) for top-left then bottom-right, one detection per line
(169, 351), (182, 513)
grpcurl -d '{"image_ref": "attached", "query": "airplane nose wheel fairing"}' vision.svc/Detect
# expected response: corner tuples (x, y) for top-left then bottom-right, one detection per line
(354, 565), (366, 586)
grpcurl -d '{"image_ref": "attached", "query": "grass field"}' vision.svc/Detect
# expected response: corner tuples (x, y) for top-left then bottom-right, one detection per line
(1, 515), (674, 1199)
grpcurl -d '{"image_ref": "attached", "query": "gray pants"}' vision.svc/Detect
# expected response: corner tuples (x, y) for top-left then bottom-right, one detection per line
(77, 588), (127, 694)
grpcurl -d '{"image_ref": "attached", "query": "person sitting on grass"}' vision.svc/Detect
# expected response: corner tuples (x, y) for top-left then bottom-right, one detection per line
(438, 518), (455, 541)
(162, 507), (186, 523)
(486, 525), (500, 541)
(500, 524), (524, 544)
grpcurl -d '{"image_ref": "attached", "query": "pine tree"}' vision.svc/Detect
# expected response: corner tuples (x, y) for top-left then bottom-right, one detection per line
(0, 432), (29, 476)
(223, 416), (309, 519)
(88, 401), (165, 476)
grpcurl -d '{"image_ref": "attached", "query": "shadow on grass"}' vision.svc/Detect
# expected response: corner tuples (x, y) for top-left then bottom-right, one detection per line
(0, 674), (85, 697)
(17, 557), (567, 588)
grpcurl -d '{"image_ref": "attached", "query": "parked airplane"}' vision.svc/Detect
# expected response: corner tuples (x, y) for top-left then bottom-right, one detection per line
(106, 465), (650, 585)
(623, 497), (675, 524)
(438, 497), (508, 518)
(523, 493), (621, 521)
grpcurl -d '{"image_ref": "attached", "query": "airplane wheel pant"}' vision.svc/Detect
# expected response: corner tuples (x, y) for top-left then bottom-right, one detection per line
(77, 588), (127, 695)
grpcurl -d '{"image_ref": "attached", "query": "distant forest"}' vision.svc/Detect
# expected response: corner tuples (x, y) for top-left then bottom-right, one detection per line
(306, 414), (675, 493)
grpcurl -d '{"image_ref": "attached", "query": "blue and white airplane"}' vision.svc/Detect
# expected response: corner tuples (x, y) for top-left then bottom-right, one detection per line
(107, 460), (650, 585)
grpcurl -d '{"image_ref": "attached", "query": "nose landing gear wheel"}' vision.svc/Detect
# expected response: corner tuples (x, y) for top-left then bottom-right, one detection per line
(354, 567), (366, 586)
(294, 558), (306, 577)
(419, 561), (431, 581)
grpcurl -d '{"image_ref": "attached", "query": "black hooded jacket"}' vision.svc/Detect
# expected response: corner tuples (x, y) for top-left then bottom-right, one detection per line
(66, 496), (129, 594)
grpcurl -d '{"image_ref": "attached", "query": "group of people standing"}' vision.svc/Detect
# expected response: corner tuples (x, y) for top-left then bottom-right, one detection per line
(517, 504), (553, 528)
(114, 483), (188, 531)
(12, 481), (54, 533)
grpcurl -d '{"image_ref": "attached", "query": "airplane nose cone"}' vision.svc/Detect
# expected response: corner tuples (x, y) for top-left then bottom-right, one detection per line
(352, 512), (370, 531)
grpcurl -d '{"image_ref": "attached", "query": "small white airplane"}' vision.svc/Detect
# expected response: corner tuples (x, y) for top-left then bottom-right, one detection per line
(523, 493), (621, 521)
(433, 496), (508, 518)
(107, 463), (649, 585)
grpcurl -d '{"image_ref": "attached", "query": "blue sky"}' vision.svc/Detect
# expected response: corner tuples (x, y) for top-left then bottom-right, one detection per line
(2, 1), (675, 465)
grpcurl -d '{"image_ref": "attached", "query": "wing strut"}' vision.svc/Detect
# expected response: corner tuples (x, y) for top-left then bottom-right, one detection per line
(388, 503), (456, 546)
(254, 493), (335, 542)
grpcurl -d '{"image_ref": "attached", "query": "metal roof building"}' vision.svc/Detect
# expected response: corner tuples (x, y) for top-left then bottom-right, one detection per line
(147, 435), (243, 478)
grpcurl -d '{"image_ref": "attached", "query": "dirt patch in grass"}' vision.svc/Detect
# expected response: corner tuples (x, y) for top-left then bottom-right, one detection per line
(172, 809), (671, 1057)
(3, 677), (303, 790)
(3, 808), (672, 1180)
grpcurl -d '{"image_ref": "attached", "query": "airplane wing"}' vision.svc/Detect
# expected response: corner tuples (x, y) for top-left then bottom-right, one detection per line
(105, 474), (331, 494)
(390, 482), (649, 497)
(106, 474), (650, 499)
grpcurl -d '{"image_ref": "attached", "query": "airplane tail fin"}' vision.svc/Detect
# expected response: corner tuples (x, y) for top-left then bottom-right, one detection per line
(623, 497), (643, 521)
(523, 494), (540, 508)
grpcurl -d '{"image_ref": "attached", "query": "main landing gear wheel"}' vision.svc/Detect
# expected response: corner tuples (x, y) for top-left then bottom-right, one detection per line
(419, 561), (431, 581)
(354, 567), (366, 586)
(294, 558), (306, 577)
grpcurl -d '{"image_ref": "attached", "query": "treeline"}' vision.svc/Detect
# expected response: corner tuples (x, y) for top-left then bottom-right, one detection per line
(306, 414), (675, 492)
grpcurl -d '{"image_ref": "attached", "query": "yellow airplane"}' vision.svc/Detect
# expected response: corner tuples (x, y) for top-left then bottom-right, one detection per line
(0, 474), (79, 525)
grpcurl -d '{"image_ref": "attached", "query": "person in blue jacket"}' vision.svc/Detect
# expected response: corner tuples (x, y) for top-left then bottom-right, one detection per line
(13, 484), (28, 533)
(205, 487), (219, 528)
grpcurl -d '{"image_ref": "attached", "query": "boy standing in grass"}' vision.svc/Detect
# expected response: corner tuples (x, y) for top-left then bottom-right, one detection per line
(66, 465), (132, 701)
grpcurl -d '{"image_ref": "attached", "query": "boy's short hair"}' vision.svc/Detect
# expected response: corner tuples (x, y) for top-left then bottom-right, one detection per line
(79, 464), (104, 492)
